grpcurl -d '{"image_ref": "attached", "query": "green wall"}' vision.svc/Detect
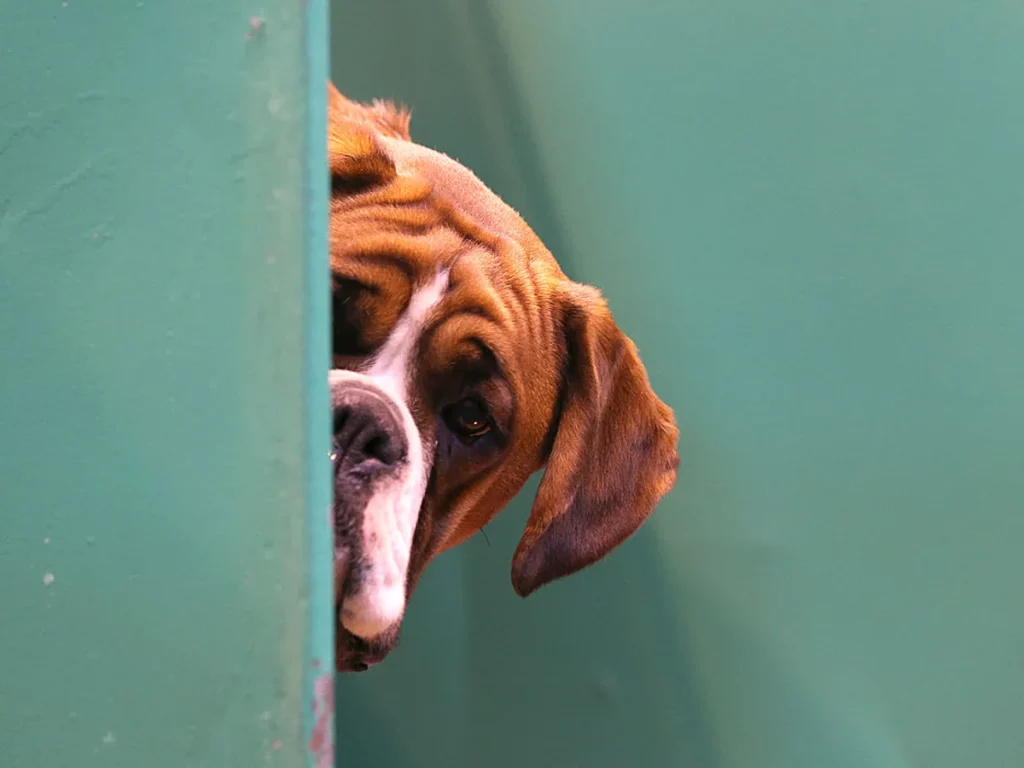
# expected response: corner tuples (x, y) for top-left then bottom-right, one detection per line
(334, 2), (1024, 766)
(1, 1), (333, 766)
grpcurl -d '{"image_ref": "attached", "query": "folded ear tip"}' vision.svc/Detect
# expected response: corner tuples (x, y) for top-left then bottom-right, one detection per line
(511, 578), (534, 599)
(510, 568), (531, 598)
(510, 553), (543, 598)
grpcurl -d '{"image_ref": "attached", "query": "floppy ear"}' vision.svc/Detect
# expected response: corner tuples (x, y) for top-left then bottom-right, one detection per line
(327, 82), (409, 194)
(510, 283), (680, 597)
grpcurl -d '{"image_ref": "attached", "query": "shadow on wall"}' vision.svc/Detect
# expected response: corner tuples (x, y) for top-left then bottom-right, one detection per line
(331, 2), (706, 766)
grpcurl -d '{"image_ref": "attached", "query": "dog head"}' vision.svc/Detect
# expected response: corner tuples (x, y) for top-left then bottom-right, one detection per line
(328, 83), (679, 672)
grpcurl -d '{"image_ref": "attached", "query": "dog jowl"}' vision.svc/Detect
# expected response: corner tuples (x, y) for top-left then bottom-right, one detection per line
(327, 82), (679, 672)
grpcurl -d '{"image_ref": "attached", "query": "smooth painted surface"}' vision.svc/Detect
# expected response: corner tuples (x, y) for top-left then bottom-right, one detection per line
(333, 1), (1024, 766)
(0, 2), (333, 766)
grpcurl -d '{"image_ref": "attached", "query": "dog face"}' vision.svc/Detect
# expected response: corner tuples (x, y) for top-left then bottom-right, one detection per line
(328, 83), (679, 672)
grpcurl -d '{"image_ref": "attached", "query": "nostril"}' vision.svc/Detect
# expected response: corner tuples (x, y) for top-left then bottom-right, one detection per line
(332, 390), (407, 474)
(361, 433), (391, 464)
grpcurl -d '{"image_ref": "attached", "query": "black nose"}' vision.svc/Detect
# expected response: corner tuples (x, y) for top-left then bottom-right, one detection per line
(332, 386), (407, 478)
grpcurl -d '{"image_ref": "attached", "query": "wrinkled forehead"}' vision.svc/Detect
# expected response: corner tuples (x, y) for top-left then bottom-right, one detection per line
(335, 185), (552, 366)
(344, 248), (549, 388)
(331, 135), (570, 418)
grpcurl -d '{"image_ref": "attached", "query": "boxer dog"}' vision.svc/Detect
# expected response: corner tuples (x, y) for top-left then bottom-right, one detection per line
(329, 83), (679, 672)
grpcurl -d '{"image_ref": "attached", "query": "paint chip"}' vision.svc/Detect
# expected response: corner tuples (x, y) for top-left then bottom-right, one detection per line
(42, 573), (55, 586)
(308, 675), (334, 768)
(245, 15), (264, 40)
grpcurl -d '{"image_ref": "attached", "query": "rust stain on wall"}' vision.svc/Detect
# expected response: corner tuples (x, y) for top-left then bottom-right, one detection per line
(308, 671), (334, 768)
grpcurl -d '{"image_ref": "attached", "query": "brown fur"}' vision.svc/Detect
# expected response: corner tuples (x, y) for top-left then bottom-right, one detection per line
(328, 81), (679, 614)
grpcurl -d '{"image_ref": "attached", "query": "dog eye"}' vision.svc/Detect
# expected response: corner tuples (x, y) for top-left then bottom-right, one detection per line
(332, 278), (371, 358)
(442, 399), (492, 442)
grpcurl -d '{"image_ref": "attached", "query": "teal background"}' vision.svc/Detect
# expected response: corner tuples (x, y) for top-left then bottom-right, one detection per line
(334, 1), (1024, 767)
(1, 1), (333, 766)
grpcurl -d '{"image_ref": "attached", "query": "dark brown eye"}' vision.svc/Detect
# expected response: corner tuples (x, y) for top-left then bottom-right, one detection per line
(442, 399), (492, 442)
(331, 277), (370, 358)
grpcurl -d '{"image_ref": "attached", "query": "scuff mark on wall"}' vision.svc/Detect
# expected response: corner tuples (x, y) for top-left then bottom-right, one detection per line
(308, 671), (334, 768)
(0, 152), (113, 249)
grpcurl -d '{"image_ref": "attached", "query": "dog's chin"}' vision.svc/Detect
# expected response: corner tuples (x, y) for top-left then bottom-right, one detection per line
(335, 621), (399, 673)
(334, 545), (401, 673)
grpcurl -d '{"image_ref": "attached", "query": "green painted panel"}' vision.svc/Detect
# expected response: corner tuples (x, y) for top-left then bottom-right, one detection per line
(334, 1), (1024, 767)
(1, 1), (333, 766)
